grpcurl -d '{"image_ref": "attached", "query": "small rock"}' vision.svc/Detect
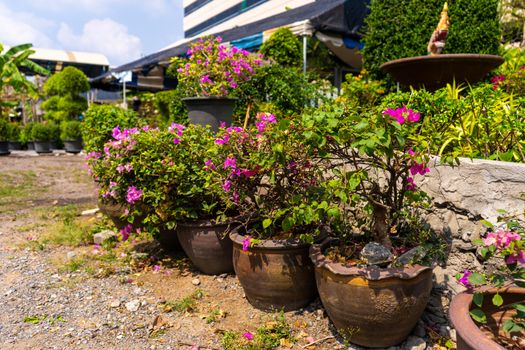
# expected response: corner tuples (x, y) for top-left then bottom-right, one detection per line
(216, 278), (224, 283)
(449, 328), (457, 342)
(125, 300), (140, 312)
(81, 208), (100, 216)
(191, 278), (200, 286)
(219, 273), (228, 278)
(66, 251), (77, 260)
(391, 247), (426, 267)
(93, 230), (117, 245)
(403, 335), (426, 350)
(360, 242), (393, 266)
(110, 300), (121, 308)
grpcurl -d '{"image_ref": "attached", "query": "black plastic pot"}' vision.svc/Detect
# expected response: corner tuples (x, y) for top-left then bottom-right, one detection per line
(8, 141), (22, 150)
(64, 139), (83, 153)
(183, 97), (237, 131)
(34, 141), (52, 154)
(27, 141), (35, 151)
(0, 141), (10, 155)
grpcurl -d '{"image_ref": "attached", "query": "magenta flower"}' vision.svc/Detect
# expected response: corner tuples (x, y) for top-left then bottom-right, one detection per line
(382, 106), (420, 124)
(168, 123), (186, 136)
(241, 169), (257, 178)
(506, 250), (525, 265)
(409, 162), (430, 176)
(242, 236), (252, 252)
(152, 265), (162, 272)
(222, 180), (232, 192)
(405, 177), (417, 191)
(200, 75), (212, 84)
(204, 159), (216, 171)
(458, 269), (472, 289)
(483, 230), (521, 249)
(243, 331), (253, 341)
(173, 137), (181, 144)
(126, 186), (142, 204)
(232, 191), (239, 203)
(120, 224), (133, 241)
(223, 156), (237, 169)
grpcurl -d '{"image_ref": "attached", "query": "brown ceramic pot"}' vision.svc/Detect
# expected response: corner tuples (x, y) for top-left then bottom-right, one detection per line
(177, 219), (236, 275)
(450, 287), (525, 350)
(309, 239), (433, 348)
(230, 230), (318, 311)
(98, 201), (181, 251)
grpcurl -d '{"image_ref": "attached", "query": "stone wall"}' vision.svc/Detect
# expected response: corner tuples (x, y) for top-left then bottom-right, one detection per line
(420, 157), (525, 294)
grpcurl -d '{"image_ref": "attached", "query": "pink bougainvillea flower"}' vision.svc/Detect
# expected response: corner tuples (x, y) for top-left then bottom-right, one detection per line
(243, 331), (254, 340)
(242, 236), (252, 252)
(382, 106), (420, 124)
(382, 107), (405, 124)
(200, 75), (212, 84)
(483, 230), (521, 249)
(223, 156), (237, 169)
(405, 177), (417, 191)
(232, 191), (239, 203)
(222, 180), (232, 192)
(458, 269), (472, 289)
(406, 109), (420, 122)
(506, 250), (525, 265)
(126, 186), (142, 204)
(152, 265), (162, 272)
(173, 137), (181, 144)
(410, 162), (430, 176)
(120, 224), (133, 241)
(241, 169), (257, 178)
(204, 159), (216, 171)
(168, 123), (186, 136)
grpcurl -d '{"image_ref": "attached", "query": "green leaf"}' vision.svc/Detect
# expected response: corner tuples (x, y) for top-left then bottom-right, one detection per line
(502, 319), (523, 334)
(492, 293), (503, 307)
(262, 219), (272, 229)
(468, 272), (486, 285)
(480, 220), (494, 229)
(469, 309), (487, 324)
(473, 292), (484, 307)
(281, 217), (294, 232)
(512, 303), (525, 313)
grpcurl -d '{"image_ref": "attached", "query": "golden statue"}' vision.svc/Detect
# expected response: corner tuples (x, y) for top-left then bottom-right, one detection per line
(427, 2), (449, 55)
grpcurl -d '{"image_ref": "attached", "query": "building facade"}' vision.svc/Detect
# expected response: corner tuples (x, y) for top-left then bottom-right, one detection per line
(183, 0), (316, 38)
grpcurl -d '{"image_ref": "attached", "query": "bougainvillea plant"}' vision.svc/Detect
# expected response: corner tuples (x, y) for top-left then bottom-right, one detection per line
(456, 213), (525, 344)
(175, 36), (264, 97)
(86, 123), (225, 238)
(206, 112), (339, 244)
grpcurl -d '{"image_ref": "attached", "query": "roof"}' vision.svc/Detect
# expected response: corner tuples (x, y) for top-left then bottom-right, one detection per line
(92, 0), (368, 82)
(30, 47), (110, 66)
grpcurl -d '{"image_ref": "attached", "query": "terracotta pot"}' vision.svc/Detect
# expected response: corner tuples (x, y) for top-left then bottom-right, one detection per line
(450, 287), (525, 350)
(177, 219), (236, 275)
(98, 202), (181, 251)
(182, 97), (236, 131)
(309, 239), (433, 348)
(230, 230), (318, 311)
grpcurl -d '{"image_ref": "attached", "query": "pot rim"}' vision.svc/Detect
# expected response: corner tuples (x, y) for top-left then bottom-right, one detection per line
(230, 229), (312, 250)
(182, 96), (238, 101)
(178, 217), (243, 229)
(449, 286), (525, 350)
(309, 238), (431, 280)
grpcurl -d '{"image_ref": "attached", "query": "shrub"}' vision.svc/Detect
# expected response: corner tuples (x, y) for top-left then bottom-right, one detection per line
(31, 123), (52, 141)
(363, 0), (501, 80)
(42, 66), (90, 122)
(7, 123), (21, 141)
(61, 120), (82, 141)
(259, 28), (302, 67)
(20, 122), (35, 143)
(0, 118), (8, 141)
(153, 89), (188, 125)
(338, 70), (386, 110)
(82, 104), (140, 153)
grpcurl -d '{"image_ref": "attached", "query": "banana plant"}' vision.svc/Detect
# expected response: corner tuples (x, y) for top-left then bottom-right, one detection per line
(0, 42), (50, 118)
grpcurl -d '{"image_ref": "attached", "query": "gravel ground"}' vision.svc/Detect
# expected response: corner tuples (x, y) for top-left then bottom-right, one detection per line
(0, 153), (455, 350)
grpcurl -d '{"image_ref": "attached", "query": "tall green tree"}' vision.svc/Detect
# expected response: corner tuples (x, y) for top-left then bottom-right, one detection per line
(0, 43), (49, 118)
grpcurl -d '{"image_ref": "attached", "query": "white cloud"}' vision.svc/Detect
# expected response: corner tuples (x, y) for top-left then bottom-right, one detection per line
(20, 0), (171, 16)
(0, 3), (55, 47)
(57, 18), (142, 65)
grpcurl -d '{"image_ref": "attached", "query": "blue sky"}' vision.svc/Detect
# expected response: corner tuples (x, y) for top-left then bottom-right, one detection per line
(0, 0), (184, 66)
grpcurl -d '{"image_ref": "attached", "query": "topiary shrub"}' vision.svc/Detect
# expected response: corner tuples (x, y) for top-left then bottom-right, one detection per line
(260, 28), (302, 67)
(0, 118), (8, 141)
(82, 104), (141, 153)
(31, 123), (52, 141)
(363, 0), (501, 80)
(42, 66), (90, 122)
(61, 120), (83, 141)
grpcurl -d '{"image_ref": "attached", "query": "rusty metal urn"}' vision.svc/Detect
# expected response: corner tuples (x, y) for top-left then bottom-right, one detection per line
(230, 230), (318, 311)
(380, 54), (504, 91)
(450, 287), (525, 350)
(309, 239), (433, 348)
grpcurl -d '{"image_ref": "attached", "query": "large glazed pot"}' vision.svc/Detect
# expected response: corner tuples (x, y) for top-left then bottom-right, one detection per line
(98, 201), (181, 251)
(177, 219), (236, 275)
(34, 140), (52, 153)
(183, 97), (236, 131)
(64, 139), (83, 154)
(450, 287), (525, 350)
(231, 230), (317, 311)
(310, 240), (433, 348)
(0, 141), (10, 155)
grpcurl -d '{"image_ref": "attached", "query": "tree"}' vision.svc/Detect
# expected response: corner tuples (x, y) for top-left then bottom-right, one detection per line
(42, 66), (90, 122)
(260, 28), (302, 67)
(0, 43), (49, 118)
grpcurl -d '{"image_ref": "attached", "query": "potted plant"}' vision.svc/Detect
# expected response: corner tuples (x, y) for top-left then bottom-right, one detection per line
(48, 122), (62, 150)
(87, 124), (237, 274)
(61, 120), (83, 153)
(7, 123), (22, 150)
(450, 214), (525, 350)
(0, 118), (10, 155)
(175, 36), (263, 130)
(207, 113), (338, 311)
(31, 122), (53, 153)
(304, 106), (448, 347)
(20, 122), (35, 150)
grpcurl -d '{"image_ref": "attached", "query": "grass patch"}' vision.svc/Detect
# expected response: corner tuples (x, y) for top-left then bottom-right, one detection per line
(24, 314), (66, 325)
(221, 312), (295, 350)
(160, 289), (204, 313)
(0, 171), (42, 213)
(205, 307), (227, 324)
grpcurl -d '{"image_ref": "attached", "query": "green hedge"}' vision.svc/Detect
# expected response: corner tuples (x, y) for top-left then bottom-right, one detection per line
(363, 0), (501, 80)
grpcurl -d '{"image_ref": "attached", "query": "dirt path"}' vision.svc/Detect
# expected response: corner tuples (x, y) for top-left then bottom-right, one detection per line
(0, 154), (450, 350)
